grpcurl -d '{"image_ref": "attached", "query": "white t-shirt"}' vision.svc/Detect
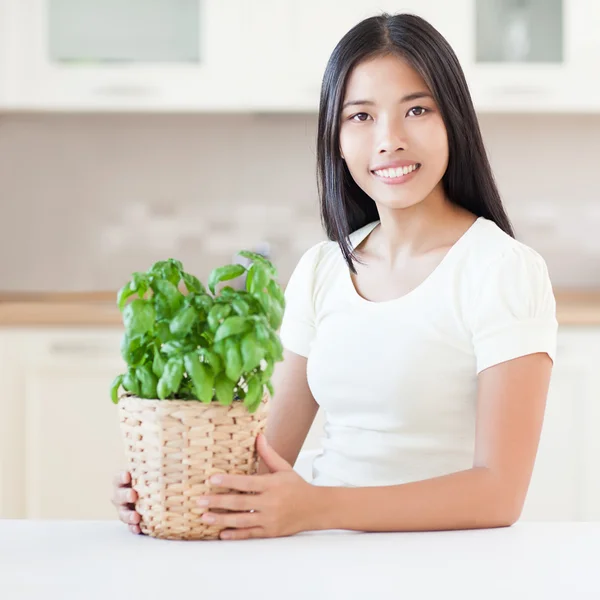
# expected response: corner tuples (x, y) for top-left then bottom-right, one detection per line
(279, 216), (558, 488)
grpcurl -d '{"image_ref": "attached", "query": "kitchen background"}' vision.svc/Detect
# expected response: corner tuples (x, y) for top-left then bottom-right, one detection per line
(0, 0), (599, 524)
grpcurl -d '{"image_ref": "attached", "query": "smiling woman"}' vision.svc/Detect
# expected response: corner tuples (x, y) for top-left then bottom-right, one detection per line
(112, 13), (559, 541)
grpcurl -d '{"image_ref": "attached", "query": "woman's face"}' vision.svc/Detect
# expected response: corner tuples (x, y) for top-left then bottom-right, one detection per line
(339, 54), (449, 211)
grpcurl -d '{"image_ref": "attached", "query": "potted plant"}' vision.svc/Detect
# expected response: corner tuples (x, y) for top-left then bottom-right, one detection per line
(110, 254), (285, 540)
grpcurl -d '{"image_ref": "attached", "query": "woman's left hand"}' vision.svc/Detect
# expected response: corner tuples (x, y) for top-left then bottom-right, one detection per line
(197, 434), (323, 540)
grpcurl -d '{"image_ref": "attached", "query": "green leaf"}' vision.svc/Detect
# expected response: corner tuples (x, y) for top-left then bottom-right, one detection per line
(224, 340), (243, 383)
(110, 374), (124, 404)
(153, 279), (184, 314)
(214, 316), (252, 343)
(268, 301), (284, 331)
(152, 351), (166, 378)
(122, 368), (140, 396)
(231, 297), (250, 317)
(182, 272), (206, 294)
(151, 259), (182, 286)
(184, 353), (214, 403)
(193, 294), (214, 314)
(259, 360), (274, 384)
(158, 357), (184, 399)
(136, 363), (158, 398)
(241, 332), (263, 372)
(267, 330), (284, 361)
(169, 306), (198, 338)
(207, 264), (246, 295)
(123, 299), (155, 336)
(155, 322), (171, 343)
(238, 251), (277, 277)
(157, 378), (171, 400)
(117, 283), (136, 312)
(253, 319), (270, 342)
(120, 333), (147, 367)
(266, 381), (274, 398)
(267, 279), (285, 310)
(254, 290), (283, 330)
(207, 304), (232, 332)
(243, 376), (262, 411)
(198, 348), (223, 373)
(214, 373), (236, 406)
(131, 272), (150, 299)
(249, 265), (270, 295)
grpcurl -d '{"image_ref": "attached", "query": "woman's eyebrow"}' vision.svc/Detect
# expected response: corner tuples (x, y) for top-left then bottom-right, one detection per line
(342, 91), (433, 110)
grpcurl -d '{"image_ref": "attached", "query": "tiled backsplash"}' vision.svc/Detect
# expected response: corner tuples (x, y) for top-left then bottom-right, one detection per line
(0, 113), (599, 291)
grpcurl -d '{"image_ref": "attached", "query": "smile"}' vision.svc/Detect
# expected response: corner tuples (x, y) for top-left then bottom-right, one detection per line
(371, 163), (421, 184)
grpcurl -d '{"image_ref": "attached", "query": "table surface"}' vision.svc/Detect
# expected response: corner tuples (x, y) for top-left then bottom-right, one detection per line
(1, 520), (599, 600)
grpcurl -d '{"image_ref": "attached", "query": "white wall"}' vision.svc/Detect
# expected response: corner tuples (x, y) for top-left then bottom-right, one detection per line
(0, 112), (598, 291)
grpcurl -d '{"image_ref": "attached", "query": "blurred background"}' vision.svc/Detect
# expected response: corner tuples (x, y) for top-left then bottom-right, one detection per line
(0, 1), (598, 524)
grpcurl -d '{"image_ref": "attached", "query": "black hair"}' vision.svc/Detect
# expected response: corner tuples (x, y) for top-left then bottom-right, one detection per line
(316, 13), (515, 273)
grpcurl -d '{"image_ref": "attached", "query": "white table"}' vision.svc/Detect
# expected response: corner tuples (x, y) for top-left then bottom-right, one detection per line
(1, 520), (598, 600)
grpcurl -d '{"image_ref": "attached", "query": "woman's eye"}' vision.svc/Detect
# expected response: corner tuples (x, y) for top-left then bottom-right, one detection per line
(408, 106), (428, 117)
(350, 112), (371, 122)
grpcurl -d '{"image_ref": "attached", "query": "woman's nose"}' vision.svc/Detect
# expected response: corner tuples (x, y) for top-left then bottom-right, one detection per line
(376, 118), (408, 154)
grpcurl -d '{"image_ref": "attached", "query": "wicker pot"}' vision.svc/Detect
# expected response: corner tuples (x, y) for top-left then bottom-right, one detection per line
(118, 392), (269, 540)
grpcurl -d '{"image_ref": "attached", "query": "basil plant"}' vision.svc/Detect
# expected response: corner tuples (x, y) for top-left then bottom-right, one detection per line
(110, 253), (285, 414)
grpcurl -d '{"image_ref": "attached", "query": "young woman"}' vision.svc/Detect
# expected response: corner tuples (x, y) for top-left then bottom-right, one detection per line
(113, 13), (557, 540)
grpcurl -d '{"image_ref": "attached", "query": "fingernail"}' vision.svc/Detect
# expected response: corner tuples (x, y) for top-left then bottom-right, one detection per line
(128, 491), (136, 502)
(197, 498), (209, 506)
(129, 514), (137, 524)
(202, 514), (215, 523)
(121, 473), (129, 484)
(210, 475), (223, 485)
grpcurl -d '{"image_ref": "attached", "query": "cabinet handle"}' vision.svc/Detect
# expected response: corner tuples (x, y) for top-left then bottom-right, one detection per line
(92, 84), (158, 97)
(48, 341), (116, 357)
(490, 85), (547, 96)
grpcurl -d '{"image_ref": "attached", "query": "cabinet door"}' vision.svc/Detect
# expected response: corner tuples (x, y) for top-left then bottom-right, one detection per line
(248, 0), (434, 110)
(0, 330), (27, 517)
(0, 0), (254, 111)
(520, 326), (600, 521)
(23, 328), (128, 519)
(578, 329), (600, 520)
(464, 0), (600, 112)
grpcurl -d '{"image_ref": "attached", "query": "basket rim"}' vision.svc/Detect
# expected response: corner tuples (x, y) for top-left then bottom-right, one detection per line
(118, 390), (269, 408)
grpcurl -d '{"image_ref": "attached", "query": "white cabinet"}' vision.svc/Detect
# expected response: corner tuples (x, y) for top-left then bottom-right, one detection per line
(0, 0), (255, 111)
(243, 0), (466, 112)
(0, 328), (127, 519)
(0, 330), (27, 517)
(3, 0), (599, 113)
(22, 329), (128, 519)
(242, 0), (600, 113)
(521, 326), (600, 521)
(462, 0), (600, 113)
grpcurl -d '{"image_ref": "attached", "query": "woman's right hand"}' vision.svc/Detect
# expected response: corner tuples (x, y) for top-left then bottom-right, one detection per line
(112, 471), (142, 534)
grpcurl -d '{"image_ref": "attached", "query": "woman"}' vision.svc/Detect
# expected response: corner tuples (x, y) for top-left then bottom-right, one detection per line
(112, 13), (557, 539)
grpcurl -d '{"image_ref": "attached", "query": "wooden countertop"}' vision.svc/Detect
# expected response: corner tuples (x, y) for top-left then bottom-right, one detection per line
(0, 290), (599, 327)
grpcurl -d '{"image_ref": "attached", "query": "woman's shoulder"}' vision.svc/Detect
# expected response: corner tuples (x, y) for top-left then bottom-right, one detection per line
(468, 216), (549, 272)
(457, 216), (555, 314)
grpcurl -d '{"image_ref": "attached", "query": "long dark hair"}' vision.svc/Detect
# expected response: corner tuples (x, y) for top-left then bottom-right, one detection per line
(316, 13), (514, 273)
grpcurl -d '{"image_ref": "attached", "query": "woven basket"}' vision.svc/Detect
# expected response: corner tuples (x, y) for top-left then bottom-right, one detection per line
(118, 392), (269, 540)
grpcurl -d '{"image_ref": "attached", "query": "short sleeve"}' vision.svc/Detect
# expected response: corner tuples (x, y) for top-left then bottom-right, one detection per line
(467, 246), (558, 374)
(278, 242), (325, 358)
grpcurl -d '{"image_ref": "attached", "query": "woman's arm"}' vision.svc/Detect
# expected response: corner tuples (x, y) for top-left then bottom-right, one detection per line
(310, 352), (553, 532)
(258, 349), (319, 474)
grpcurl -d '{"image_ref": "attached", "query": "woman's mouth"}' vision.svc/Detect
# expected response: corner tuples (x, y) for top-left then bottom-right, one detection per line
(371, 163), (421, 184)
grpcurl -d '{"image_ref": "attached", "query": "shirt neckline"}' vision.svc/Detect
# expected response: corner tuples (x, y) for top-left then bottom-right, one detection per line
(345, 216), (483, 307)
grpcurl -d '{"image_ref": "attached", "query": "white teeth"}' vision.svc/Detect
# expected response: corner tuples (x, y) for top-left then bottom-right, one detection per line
(374, 164), (419, 178)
